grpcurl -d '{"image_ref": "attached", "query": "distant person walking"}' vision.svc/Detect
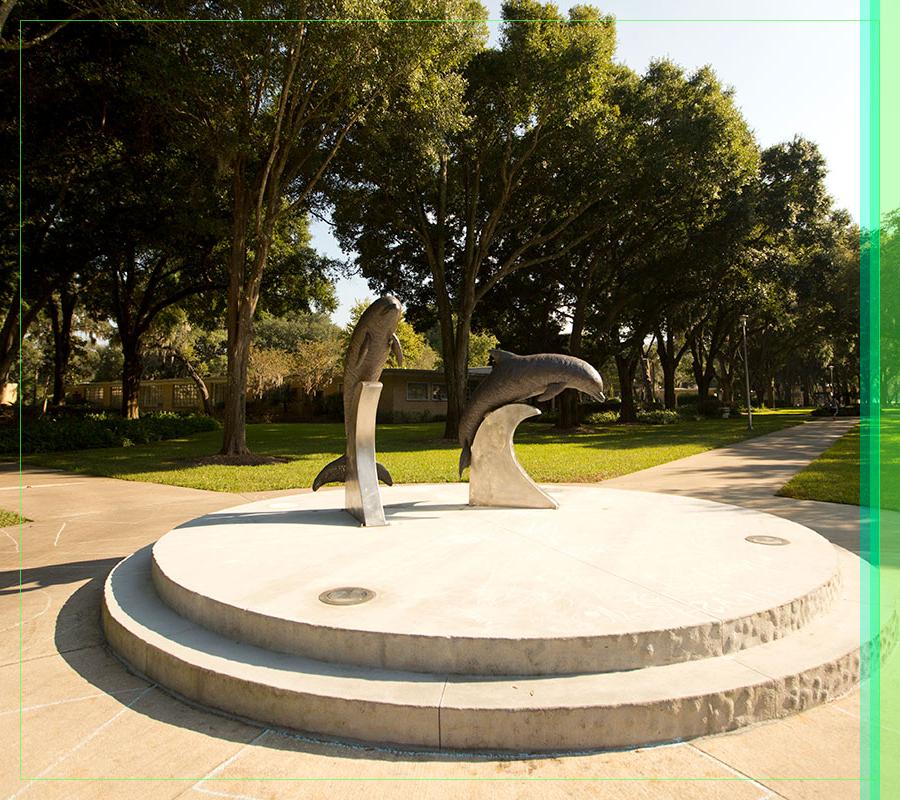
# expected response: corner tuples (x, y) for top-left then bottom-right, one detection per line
(831, 393), (839, 420)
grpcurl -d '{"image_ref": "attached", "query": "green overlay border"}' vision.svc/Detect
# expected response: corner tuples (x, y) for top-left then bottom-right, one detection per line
(15, 6), (897, 795)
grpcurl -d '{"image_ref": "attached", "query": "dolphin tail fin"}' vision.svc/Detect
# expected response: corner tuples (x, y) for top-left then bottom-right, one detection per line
(376, 462), (394, 486)
(313, 455), (395, 490)
(312, 455), (347, 491)
(458, 442), (471, 477)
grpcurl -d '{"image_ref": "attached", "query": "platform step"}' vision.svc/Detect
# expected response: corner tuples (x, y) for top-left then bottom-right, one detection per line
(148, 486), (845, 675)
(103, 545), (895, 752)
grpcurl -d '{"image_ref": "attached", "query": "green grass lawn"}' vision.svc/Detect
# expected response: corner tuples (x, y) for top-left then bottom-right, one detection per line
(777, 410), (900, 510)
(24, 411), (809, 493)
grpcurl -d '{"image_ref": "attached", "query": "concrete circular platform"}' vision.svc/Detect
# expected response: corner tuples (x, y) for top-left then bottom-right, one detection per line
(150, 484), (840, 675)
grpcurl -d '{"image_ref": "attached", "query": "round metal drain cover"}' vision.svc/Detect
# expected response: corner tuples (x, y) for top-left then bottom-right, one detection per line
(745, 535), (790, 546)
(319, 587), (376, 606)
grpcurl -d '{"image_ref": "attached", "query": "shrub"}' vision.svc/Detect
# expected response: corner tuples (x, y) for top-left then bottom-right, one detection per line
(811, 404), (860, 417)
(636, 409), (680, 425)
(0, 412), (220, 454)
(581, 398), (621, 415)
(584, 410), (619, 426)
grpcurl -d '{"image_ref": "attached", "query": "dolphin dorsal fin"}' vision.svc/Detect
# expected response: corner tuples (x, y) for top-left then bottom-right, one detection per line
(490, 348), (518, 365)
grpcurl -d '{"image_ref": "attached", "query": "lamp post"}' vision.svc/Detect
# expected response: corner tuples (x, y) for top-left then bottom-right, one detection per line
(740, 315), (752, 431)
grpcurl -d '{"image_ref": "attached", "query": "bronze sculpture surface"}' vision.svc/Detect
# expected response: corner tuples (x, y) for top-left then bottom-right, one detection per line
(458, 349), (605, 476)
(312, 295), (403, 526)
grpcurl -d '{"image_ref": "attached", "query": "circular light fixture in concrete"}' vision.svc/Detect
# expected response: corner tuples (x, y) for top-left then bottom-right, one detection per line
(745, 535), (790, 546)
(318, 587), (376, 605)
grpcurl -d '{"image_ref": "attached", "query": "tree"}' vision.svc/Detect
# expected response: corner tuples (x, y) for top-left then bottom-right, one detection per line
(526, 59), (759, 423)
(467, 330), (499, 368)
(0, 1), (138, 51)
(331, 0), (617, 438)
(732, 139), (857, 409)
(2, 15), (113, 383)
(147, 2), (486, 455)
(254, 310), (341, 352)
(293, 337), (342, 397)
(147, 308), (219, 415)
(12, 17), (229, 417)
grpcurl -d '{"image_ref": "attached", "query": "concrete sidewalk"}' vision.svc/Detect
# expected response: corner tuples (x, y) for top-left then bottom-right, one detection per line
(0, 420), (871, 800)
(604, 417), (863, 554)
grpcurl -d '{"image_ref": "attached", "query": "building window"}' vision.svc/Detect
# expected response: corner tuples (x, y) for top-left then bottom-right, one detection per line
(173, 384), (199, 407)
(140, 385), (161, 409)
(85, 386), (103, 404)
(109, 386), (122, 405)
(430, 383), (448, 401)
(406, 382), (429, 401)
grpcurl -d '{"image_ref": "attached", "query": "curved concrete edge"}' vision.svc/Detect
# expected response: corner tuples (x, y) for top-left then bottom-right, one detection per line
(104, 547), (446, 748)
(104, 546), (897, 752)
(150, 539), (842, 676)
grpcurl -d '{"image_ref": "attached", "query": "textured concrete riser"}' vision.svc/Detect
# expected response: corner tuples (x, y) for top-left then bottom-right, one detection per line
(148, 485), (846, 676)
(103, 546), (896, 752)
(151, 554), (844, 677)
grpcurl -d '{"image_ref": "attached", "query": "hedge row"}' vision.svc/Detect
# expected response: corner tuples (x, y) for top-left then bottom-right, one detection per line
(0, 412), (220, 454)
(584, 408), (681, 426)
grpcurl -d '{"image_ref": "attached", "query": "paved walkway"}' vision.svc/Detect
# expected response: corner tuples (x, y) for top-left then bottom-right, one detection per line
(605, 417), (862, 554)
(0, 419), (870, 799)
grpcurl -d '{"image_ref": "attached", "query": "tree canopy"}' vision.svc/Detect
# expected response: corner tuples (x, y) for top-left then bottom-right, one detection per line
(8, 3), (862, 435)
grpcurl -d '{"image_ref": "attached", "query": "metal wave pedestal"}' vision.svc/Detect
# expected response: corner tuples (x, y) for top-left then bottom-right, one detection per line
(468, 404), (558, 509)
(346, 381), (387, 526)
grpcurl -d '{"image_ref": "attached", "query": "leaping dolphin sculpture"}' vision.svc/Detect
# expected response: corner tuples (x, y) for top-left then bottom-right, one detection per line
(458, 349), (605, 475)
(312, 296), (403, 492)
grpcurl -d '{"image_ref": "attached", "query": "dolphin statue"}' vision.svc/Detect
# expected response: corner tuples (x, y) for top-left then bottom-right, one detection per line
(312, 296), (404, 491)
(458, 349), (605, 475)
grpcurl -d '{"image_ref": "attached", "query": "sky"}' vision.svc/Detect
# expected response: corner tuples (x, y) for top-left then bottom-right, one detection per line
(315, 0), (861, 325)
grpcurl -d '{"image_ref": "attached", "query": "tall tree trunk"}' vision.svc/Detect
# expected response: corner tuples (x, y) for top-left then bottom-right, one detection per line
(221, 175), (257, 455)
(659, 352), (677, 409)
(121, 337), (142, 420)
(0, 299), (46, 384)
(442, 358), (464, 440)
(692, 353), (717, 413)
(715, 353), (734, 407)
(639, 355), (655, 405)
(443, 310), (472, 441)
(222, 293), (254, 453)
(557, 255), (597, 429)
(48, 291), (76, 406)
(438, 309), (465, 441)
(689, 326), (721, 414)
(655, 326), (689, 410)
(557, 389), (579, 428)
(615, 351), (639, 423)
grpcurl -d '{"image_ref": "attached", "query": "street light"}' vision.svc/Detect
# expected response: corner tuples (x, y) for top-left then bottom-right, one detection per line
(740, 315), (752, 431)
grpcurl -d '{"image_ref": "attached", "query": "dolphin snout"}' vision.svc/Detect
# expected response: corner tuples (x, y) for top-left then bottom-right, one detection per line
(378, 295), (402, 315)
